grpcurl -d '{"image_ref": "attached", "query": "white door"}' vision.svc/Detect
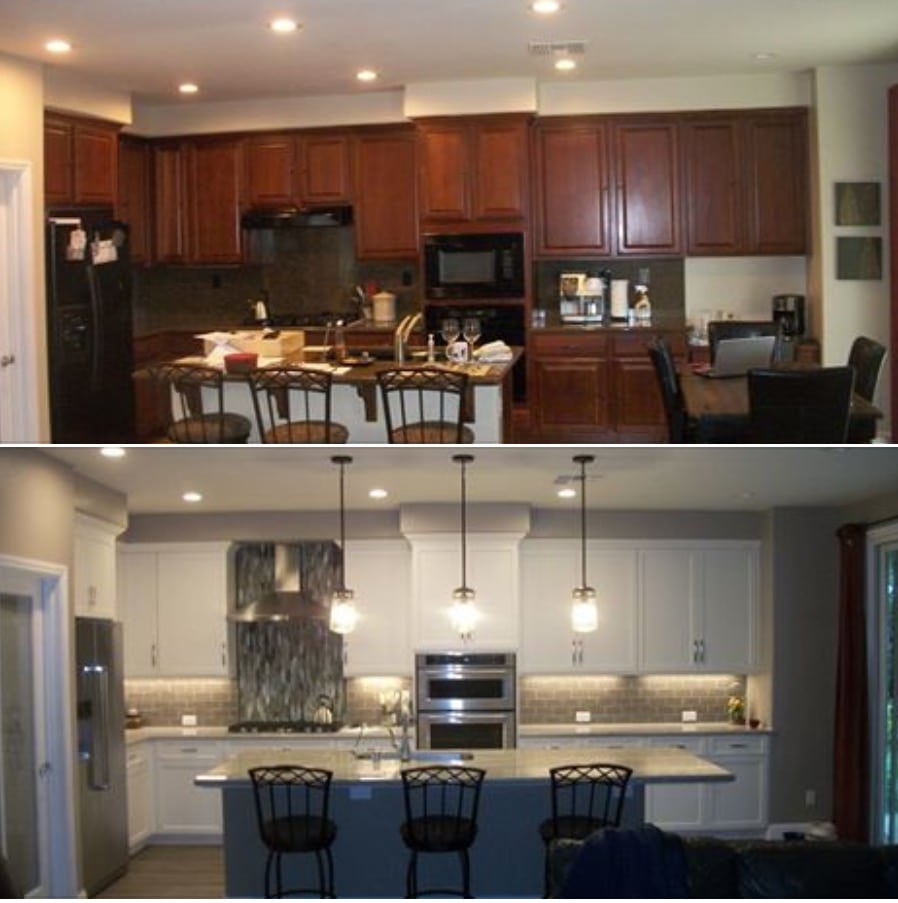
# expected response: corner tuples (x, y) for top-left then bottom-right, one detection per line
(0, 568), (49, 896)
(0, 163), (40, 442)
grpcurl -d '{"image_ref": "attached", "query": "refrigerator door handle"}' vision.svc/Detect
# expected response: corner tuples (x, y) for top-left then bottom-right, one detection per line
(84, 665), (111, 790)
(86, 265), (103, 393)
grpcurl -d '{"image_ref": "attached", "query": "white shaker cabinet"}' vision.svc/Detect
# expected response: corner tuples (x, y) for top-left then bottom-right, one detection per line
(118, 542), (231, 678)
(639, 542), (759, 673)
(126, 740), (154, 852)
(409, 533), (522, 651)
(342, 539), (412, 676)
(154, 740), (224, 838)
(519, 540), (639, 674)
(73, 513), (123, 619)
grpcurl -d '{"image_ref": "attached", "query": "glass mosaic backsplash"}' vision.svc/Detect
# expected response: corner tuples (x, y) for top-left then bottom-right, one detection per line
(125, 673), (745, 728)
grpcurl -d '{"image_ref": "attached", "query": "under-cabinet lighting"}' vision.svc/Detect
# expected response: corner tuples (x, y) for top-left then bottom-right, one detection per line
(100, 446), (126, 459)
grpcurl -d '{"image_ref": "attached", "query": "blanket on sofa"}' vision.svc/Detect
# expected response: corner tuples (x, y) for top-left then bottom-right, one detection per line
(559, 824), (689, 898)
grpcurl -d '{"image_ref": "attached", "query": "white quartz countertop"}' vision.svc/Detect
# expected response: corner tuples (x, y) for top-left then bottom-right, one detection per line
(125, 724), (398, 744)
(519, 721), (770, 737)
(195, 745), (733, 787)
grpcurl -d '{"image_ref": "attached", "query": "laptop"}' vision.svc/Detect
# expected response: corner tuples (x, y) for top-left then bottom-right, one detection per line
(694, 335), (777, 378)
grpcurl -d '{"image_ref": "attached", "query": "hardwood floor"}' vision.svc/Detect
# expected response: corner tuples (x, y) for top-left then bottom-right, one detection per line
(96, 845), (225, 898)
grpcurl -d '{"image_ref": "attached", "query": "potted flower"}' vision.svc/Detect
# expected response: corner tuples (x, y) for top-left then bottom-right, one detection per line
(727, 695), (746, 725)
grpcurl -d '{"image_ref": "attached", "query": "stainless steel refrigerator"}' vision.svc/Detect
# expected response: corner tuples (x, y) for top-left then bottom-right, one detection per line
(46, 210), (135, 442)
(76, 617), (128, 895)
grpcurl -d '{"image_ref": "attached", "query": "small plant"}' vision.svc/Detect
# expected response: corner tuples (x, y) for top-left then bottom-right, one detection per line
(727, 695), (746, 724)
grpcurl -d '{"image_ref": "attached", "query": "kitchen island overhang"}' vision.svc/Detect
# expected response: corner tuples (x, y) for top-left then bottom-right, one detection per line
(196, 746), (732, 898)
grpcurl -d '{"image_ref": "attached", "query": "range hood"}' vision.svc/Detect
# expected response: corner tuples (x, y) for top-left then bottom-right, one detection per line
(241, 205), (353, 230)
(229, 544), (329, 622)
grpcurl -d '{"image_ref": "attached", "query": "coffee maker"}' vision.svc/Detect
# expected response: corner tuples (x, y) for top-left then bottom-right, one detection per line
(772, 294), (806, 347)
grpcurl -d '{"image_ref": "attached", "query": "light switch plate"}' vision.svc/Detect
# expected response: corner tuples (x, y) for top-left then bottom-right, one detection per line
(181, 713), (198, 727)
(575, 710), (591, 723)
(681, 710), (698, 722)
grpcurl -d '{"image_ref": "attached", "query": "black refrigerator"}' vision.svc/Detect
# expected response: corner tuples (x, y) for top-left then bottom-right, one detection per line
(76, 617), (128, 895)
(46, 210), (135, 442)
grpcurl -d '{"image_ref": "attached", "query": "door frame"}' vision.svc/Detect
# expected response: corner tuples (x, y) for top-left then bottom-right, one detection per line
(0, 553), (77, 897)
(0, 160), (40, 442)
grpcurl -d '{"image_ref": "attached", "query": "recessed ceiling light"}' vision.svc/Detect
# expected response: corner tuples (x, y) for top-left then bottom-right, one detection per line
(182, 491), (203, 503)
(100, 446), (126, 459)
(356, 69), (379, 83)
(269, 17), (300, 34)
(555, 57), (577, 72)
(752, 52), (778, 62)
(45, 39), (72, 54)
(557, 487), (577, 499)
(369, 488), (388, 500)
(531, 1), (562, 13)
(178, 82), (199, 95)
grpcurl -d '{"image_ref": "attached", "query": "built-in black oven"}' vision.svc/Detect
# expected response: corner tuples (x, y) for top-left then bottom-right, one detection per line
(423, 303), (527, 403)
(424, 232), (525, 300)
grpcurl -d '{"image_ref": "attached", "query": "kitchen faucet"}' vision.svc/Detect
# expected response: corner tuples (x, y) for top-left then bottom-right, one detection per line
(393, 312), (423, 363)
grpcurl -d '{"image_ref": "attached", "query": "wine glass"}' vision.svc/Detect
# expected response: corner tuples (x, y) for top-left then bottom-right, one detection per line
(462, 317), (481, 356)
(440, 318), (460, 357)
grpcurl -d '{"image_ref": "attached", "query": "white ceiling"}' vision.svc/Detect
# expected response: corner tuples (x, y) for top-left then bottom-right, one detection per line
(4, 0), (898, 106)
(43, 446), (898, 515)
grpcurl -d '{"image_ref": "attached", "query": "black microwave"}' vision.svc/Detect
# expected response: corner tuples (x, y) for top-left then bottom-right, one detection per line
(423, 232), (525, 300)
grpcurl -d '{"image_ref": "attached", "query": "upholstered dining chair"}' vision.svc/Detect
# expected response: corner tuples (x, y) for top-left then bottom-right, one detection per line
(377, 366), (474, 443)
(247, 365), (349, 443)
(147, 361), (252, 443)
(747, 366), (855, 443)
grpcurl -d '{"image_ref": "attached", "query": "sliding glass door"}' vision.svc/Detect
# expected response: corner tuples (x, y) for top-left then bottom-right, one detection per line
(869, 521), (898, 843)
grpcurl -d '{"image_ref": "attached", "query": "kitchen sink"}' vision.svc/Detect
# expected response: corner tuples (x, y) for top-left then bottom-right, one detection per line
(351, 749), (474, 763)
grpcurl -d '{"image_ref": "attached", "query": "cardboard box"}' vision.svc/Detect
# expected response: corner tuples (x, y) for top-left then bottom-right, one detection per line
(201, 330), (305, 359)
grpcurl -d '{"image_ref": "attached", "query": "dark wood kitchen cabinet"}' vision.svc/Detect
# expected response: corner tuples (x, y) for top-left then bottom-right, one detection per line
(186, 137), (244, 264)
(682, 109), (808, 256)
(529, 331), (610, 441)
(118, 136), (152, 263)
(245, 130), (352, 208)
(152, 141), (188, 263)
(44, 113), (120, 207)
(353, 127), (419, 259)
(417, 115), (529, 223)
(533, 120), (612, 256)
(612, 118), (682, 255)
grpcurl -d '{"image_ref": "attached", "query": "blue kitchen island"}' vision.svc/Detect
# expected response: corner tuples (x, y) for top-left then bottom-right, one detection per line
(196, 745), (732, 898)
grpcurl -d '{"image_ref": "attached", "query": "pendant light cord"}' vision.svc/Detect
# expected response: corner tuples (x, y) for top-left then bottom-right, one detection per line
(573, 454), (595, 589)
(332, 455), (352, 592)
(454, 454), (474, 592)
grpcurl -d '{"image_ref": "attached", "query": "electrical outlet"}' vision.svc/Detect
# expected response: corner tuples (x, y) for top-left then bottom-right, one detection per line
(681, 710), (698, 722)
(575, 710), (591, 723)
(805, 789), (817, 807)
(181, 713), (198, 727)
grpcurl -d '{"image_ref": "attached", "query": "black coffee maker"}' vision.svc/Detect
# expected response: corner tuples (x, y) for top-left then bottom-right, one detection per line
(772, 294), (806, 341)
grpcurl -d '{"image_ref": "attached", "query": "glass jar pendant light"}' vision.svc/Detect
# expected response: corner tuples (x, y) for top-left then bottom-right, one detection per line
(571, 454), (598, 634)
(329, 455), (358, 635)
(450, 453), (478, 640)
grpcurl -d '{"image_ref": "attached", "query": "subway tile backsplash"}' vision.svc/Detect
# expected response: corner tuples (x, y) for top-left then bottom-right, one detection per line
(126, 673), (744, 727)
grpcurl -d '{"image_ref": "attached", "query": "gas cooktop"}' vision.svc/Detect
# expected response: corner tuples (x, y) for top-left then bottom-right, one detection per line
(243, 312), (351, 329)
(228, 720), (343, 734)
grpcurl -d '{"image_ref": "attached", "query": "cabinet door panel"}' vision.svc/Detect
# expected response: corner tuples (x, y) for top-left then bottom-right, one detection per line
(639, 548), (696, 671)
(118, 138), (151, 263)
(472, 121), (528, 220)
(74, 123), (118, 205)
(155, 744), (223, 834)
(245, 134), (295, 207)
(419, 125), (469, 221)
(644, 737), (706, 830)
(188, 140), (243, 264)
(614, 121), (681, 255)
(299, 133), (351, 204)
(706, 755), (767, 829)
(153, 144), (187, 263)
(44, 117), (73, 205)
(118, 551), (159, 677)
(612, 357), (664, 429)
(535, 125), (610, 255)
(534, 360), (609, 429)
(700, 547), (757, 671)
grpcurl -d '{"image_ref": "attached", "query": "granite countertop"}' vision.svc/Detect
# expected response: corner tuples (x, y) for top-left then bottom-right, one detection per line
(531, 311), (688, 333)
(195, 745), (733, 787)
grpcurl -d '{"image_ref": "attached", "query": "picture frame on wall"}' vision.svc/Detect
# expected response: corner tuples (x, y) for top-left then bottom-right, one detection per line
(834, 181), (881, 226)
(836, 236), (883, 280)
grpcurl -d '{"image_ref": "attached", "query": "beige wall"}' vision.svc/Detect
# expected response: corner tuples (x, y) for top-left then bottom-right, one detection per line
(0, 53), (50, 439)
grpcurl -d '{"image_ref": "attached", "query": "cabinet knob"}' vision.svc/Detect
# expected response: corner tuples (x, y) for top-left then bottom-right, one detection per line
(0, 354), (15, 368)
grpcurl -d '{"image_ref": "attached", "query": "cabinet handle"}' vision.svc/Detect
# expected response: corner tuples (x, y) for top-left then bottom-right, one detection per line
(692, 639), (699, 664)
(578, 639), (584, 666)
(221, 642), (227, 668)
(151, 643), (158, 668)
(699, 639), (706, 663)
(728, 742), (747, 749)
(179, 747), (199, 754)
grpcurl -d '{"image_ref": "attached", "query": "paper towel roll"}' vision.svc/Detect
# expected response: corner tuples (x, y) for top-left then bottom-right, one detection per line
(611, 279), (629, 319)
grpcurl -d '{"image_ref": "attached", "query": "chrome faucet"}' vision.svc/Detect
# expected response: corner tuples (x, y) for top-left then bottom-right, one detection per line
(393, 312), (423, 363)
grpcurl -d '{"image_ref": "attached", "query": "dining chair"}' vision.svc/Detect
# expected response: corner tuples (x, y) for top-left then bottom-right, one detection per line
(147, 361), (252, 443)
(646, 338), (693, 443)
(847, 336), (886, 403)
(747, 366), (855, 443)
(708, 320), (783, 363)
(247, 366), (349, 443)
(377, 366), (475, 443)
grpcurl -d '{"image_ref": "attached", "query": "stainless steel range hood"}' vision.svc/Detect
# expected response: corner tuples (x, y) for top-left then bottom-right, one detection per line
(241, 205), (353, 230)
(229, 544), (329, 622)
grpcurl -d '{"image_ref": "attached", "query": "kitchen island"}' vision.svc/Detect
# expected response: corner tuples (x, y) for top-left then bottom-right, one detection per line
(196, 745), (732, 898)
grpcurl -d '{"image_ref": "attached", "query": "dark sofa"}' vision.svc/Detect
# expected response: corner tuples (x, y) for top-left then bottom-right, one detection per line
(550, 830), (898, 898)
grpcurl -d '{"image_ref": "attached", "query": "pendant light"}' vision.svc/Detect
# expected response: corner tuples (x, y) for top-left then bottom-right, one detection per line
(329, 455), (358, 635)
(449, 453), (477, 640)
(571, 454), (598, 634)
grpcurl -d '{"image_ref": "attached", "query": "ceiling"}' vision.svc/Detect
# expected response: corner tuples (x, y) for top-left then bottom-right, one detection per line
(43, 446), (898, 515)
(4, 1), (898, 105)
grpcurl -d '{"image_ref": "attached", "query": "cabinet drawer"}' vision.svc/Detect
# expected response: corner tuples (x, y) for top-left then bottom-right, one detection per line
(707, 734), (767, 756)
(154, 740), (220, 759)
(531, 332), (608, 356)
(645, 736), (705, 754)
(612, 332), (686, 357)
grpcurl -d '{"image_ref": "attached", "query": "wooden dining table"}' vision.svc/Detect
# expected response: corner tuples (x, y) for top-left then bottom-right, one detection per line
(679, 365), (883, 443)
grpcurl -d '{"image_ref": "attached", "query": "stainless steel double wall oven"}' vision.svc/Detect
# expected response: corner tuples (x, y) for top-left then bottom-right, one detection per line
(415, 652), (516, 749)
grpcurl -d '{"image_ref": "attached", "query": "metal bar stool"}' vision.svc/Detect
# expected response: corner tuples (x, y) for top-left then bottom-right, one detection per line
(377, 367), (474, 443)
(538, 763), (633, 896)
(399, 764), (486, 898)
(249, 765), (337, 899)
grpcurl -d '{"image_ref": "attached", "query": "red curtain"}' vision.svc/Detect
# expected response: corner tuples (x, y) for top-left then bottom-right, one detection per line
(833, 522), (869, 842)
